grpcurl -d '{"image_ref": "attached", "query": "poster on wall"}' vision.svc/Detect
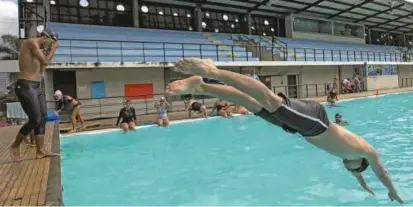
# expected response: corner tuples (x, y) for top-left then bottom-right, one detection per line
(365, 65), (397, 76)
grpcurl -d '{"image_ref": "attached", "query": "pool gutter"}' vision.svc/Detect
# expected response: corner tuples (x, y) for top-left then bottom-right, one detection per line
(45, 122), (64, 206)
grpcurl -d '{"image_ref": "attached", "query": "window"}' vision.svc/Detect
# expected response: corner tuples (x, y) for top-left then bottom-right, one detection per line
(139, 4), (194, 31)
(334, 22), (363, 38)
(50, 0), (133, 26)
(124, 83), (154, 100)
(251, 16), (278, 36)
(91, 81), (105, 99)
(202, 10), (242, 34)
(293, 17), (331, 34)
(370, 30), (388, 45)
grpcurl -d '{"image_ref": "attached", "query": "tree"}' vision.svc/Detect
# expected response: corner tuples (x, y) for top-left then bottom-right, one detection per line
(0, 35), (21, 60)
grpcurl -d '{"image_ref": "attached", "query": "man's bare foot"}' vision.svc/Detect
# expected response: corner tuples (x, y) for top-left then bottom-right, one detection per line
(165, 76), (205, 96)
(9, 146), (21, 161)
(36, 151), (60, 159)
(174, 58), (217, 77)
(68, 129), (76, 133)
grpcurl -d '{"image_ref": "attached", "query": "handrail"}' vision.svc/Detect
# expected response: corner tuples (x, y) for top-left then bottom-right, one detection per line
(52, 38), (409, 63)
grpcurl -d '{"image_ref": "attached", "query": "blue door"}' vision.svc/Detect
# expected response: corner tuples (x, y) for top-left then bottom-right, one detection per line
(91, 81), (105, 99)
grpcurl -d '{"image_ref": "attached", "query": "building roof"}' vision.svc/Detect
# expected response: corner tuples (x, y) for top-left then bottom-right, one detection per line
(143, 0), (413, 34)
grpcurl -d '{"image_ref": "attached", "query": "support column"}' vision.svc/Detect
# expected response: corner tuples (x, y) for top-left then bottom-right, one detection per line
(195, 4), (202, 32)
(368, 29), (372, 44)
(132, 0), (140, 27)
(402, 34), (406, 47)
(246, 12), (252, 35)
(43, 0), (50, 26)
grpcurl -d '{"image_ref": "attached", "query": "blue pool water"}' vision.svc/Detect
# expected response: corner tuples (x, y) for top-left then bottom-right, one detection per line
(61, 92), (413, 206)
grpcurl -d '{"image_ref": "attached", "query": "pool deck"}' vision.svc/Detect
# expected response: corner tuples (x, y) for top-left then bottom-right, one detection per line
(0, 87), (412, 206)
(0, 122), (61, 206)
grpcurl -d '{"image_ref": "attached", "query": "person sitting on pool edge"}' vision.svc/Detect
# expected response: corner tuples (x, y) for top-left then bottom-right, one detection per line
(154, 97), (170, 127)
(212, 99), (234, 118)
(116, 100), (137, 131)
(184, 96), (208, 118)
(335, 113), (348, 126)
(54, 90), (86, 133)
(165, 58), (403, 204)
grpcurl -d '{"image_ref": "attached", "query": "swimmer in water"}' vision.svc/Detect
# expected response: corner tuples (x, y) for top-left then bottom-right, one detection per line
(184, 96), (208, 118)
(9, 29), (60, 161)
(166, 58), (403, 203)
(334, 113), (348, 126)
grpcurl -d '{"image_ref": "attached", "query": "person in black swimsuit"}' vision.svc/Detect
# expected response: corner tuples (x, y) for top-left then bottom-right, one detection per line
(54, 90), (86, 133)
(165, 58), (403, 203)
(10, 29), (60, 161)
(327, 89), (338, 106)
(213, 99), (233, 118)
(184, 97), (207, 118)
(335, 113), (349, 126)
(116, 100), (137, 131)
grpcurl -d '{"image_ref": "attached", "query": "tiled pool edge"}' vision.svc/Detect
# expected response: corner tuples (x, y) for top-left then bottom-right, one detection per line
(45, 122), (64, 206)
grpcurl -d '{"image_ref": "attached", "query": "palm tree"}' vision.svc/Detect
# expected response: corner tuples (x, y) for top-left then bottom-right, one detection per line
(0, 35), (21, 60)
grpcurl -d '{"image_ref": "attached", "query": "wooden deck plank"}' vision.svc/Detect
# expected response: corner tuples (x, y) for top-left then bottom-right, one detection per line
(0, 122), (56, 206)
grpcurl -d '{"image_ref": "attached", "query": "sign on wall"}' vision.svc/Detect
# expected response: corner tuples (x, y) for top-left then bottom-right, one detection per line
(364, 65), (397, 76)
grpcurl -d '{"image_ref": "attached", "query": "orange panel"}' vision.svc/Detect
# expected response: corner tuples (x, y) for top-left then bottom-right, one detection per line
(124, 83), (154, 100)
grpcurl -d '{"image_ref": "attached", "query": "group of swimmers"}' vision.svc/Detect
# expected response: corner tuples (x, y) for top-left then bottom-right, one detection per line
(10, 29), (403, 204)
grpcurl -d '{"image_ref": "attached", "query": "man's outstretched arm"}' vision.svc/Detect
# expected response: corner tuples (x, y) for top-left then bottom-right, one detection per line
(351, 172), (375, 195)
(366, 150), (403, 203)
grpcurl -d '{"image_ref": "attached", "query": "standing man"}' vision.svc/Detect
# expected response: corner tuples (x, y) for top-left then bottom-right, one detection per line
(9, 29), (60, 161)
(246, 67), (260, 81)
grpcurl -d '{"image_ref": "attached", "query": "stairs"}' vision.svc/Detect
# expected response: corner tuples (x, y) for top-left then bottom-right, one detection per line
(202, 33), (241, 58)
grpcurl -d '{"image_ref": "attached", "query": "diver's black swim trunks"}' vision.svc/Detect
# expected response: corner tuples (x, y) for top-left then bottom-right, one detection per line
(254, 93), (329, 137)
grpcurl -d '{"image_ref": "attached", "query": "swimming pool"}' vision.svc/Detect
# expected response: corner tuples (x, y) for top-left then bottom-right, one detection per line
(61, 92), (413, 206)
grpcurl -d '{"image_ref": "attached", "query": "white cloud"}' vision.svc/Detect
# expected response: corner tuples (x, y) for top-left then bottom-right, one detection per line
(0, 0), (18, 37)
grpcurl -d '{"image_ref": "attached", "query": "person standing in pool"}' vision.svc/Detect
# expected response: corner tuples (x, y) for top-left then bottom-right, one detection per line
(166, 58), (403, 204)
(9, 29), (60, 161)
(116, 100), (137, 131)
(54, 90), (86, 133)
(327, 89), (338, 106)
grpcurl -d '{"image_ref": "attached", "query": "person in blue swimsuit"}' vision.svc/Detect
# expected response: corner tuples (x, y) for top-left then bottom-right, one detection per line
(154, 97), (170, 127)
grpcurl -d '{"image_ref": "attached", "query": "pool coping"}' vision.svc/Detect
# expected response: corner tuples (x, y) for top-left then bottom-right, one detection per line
(61, 89), (413, 138)
(45, 122), (64, 206)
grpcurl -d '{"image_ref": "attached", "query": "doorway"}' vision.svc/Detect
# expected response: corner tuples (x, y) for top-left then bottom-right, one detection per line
(53, 71), (77, 98)
(287, 75), (298, 98)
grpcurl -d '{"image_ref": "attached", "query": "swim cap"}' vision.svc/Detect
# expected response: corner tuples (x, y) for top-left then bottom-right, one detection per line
(40, 29), (59, 41)
(335, 113), (341, 117)
(54, 90), (62, 96)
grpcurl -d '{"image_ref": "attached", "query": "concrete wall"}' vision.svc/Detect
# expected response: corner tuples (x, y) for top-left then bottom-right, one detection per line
(0, 60), (19, 72)
(293, 32), (365, 44)
(73, 68), (165, 119)
(366, 75), (399, 91)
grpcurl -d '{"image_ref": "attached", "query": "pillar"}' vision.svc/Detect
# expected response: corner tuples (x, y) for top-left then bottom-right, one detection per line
(195, 4), (202, 32)
(132, 0), (140, 27)
(245, 12), (252, 35)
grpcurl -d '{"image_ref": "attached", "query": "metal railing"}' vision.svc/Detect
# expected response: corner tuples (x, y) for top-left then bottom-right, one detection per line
(47, 82), (365, 122)
(54, 38), (408, 63)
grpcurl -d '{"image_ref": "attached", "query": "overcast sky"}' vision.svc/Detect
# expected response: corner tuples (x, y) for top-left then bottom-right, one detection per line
(0, 0), (18, 37)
